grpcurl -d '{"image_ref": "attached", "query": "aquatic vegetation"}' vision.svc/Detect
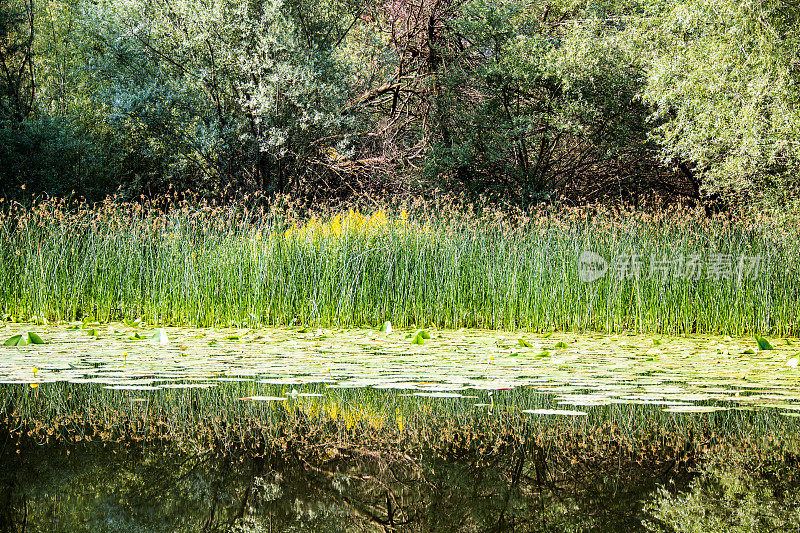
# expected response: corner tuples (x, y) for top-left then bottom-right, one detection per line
(3, 332), (44, 346)
(0, 197), (797, 334)
(0, 326), (799, 465)
(1, 325), (800, 415)
(1, 326), (799, 530)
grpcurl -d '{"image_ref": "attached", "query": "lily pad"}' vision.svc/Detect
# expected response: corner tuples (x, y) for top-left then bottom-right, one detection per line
(756, 336), (774, 350)
(26, 332), (45, 344)
(411, 330), (431, 345)
(3, 332), (45, 346)
(3, 334), (26, 346)
(150, 328), (169, 345)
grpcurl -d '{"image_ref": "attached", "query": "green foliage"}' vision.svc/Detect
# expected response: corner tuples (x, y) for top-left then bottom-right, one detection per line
(424, 0), (654, 200)
(638, 0), (800, 200)
(3, 0), (800, 203)
(3, 332), (44, 345)
(0, 0), (34, 125)
(1, 198), (798, 335)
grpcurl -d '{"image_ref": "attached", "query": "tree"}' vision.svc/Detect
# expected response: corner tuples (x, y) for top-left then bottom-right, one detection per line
(637, 0), (800, 202)
(86, 0), (364, 195)
(350, 0), (667, 203)
(0, 0), (35, 125)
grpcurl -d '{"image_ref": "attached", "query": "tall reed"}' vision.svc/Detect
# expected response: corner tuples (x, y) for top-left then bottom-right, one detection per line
(0, 195), (797, 335)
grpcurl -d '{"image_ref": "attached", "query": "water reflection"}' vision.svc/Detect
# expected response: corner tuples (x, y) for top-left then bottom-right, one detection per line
(0, 435), (672, 532)
(3, 437), (799, 532)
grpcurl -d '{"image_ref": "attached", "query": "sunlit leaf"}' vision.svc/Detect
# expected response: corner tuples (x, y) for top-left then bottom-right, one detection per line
(26, 332), (45, 344)
(3, 334), (26, 346)
(756, 336), (774, 350)
(411, 329), (430, 345)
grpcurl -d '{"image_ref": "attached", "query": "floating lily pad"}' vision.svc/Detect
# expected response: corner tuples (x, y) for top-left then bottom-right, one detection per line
(380, 321), (392, 333)
(756, 336), (774, 350)
(3, 334), (26, 346)
(150, 328), (169, 345)
(411, 329), (431, 345)
(518, 338), (533, 348)
(3, 332), (45, 346)
(26, 332), (45, 344)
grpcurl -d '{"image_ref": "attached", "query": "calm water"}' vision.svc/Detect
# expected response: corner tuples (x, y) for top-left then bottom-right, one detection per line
(3, 325), (800, 531)
(1, 437), (681, 532)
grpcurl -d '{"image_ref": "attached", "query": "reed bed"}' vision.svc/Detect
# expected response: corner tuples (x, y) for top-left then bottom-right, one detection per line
(1, 195), (797, 334)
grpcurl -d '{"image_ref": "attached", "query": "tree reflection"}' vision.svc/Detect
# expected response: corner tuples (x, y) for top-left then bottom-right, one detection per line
(1, 436), (691, 532)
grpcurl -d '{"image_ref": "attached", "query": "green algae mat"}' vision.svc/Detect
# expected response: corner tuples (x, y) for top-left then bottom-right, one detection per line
(2, 322), (800, 414)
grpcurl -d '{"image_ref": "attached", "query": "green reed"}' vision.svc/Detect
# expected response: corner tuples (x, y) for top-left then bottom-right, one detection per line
(0, 196), (797, 335)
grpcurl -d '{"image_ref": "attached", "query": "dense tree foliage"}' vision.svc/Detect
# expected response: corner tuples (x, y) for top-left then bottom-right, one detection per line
(638, 0), (800, 200)
(0, 0), (798, 204)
